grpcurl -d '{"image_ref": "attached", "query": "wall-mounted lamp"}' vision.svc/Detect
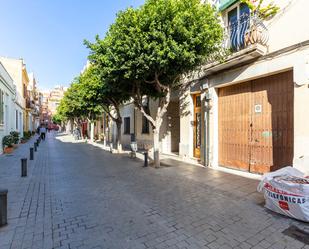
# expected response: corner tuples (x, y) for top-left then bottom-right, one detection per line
(200, 78), (209, 91)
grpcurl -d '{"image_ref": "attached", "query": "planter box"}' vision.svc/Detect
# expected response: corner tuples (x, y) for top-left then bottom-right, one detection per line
(3, 147), (14, 154)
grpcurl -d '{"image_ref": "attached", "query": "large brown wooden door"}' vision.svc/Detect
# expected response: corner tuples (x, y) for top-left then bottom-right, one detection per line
(193, 94), (201, 158)
(218, 71), (294, 173)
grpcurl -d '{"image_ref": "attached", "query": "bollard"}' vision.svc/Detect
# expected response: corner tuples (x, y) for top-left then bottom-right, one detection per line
(0, 189), (8, 226)
(30, 147), (34, 160)
(34, 142), (37, 152)
(143, 151), (148, 167)
(21, 158), (27, 177)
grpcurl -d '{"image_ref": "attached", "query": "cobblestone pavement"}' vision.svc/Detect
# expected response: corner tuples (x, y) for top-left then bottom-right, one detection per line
(0, 133), (308, 249)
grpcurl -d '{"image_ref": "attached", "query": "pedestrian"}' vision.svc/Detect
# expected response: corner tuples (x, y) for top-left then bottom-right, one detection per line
(40, 125), (47, 141)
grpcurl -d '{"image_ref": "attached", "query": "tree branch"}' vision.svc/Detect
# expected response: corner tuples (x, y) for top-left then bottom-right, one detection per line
(102, 105), (118, 122)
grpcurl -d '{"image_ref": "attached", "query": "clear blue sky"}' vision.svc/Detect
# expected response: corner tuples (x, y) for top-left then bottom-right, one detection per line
(0, 0), (145, 90)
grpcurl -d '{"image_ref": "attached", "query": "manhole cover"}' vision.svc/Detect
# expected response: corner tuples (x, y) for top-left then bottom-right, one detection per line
(282, 225), (309, 245)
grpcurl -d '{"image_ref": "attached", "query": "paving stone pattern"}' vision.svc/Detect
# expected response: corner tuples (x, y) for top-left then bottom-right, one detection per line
(0, 133), (308, 249)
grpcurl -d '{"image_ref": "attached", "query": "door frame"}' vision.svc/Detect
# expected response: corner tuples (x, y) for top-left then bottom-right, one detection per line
(192, 93), (202, 158)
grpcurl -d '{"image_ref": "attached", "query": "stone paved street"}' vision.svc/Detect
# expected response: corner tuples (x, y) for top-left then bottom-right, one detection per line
(0, 133), (308, 249)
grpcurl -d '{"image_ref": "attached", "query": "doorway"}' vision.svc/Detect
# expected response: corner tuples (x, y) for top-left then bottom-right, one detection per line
(218, 71), (294, 173)
(193, 94), (201, 158)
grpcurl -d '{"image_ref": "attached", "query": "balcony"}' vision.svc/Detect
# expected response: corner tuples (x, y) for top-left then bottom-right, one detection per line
(203, 13), (268, 75)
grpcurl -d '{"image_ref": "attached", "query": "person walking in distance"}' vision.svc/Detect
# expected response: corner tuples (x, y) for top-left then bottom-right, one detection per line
(40, 124), (47, 141)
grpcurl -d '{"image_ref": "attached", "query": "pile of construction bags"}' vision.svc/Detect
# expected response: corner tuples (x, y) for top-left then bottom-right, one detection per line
(258, 166), (309, 222)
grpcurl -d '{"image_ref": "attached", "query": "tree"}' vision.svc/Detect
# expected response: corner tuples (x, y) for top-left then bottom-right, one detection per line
(79, 65), (130, 150)
(57, 74), (103, 139)
(52, 113), (63, 125)
(87, 0), (223, 167)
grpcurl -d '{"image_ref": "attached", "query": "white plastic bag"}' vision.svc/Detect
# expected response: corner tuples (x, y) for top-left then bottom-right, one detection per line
(257, 166), (309, 222)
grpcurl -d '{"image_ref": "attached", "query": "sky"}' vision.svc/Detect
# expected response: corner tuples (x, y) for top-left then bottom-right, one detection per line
(0, 0), (145, 91)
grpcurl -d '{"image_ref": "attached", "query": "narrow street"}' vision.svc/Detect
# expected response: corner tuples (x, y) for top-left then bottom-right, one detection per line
(0, 133), (308, 249)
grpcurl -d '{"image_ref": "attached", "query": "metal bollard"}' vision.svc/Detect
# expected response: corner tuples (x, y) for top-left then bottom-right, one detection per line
(143, 151), (148, 167)
(34, 142), (37, 152)
(30, 147), (34, 160)
(21, 158), (27, 177)
(0, 189), (8, 226)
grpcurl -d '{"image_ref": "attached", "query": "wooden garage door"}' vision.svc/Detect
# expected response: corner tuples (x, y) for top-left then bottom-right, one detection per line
(218, 71), (294, 173)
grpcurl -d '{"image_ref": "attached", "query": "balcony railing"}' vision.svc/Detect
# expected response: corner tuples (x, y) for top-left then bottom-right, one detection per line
(206, 13), (268, 64)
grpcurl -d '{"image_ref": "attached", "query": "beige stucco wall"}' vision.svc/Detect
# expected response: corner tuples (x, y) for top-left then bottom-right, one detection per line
(265, 0), (309, 53)
(112, 96), (180, 156)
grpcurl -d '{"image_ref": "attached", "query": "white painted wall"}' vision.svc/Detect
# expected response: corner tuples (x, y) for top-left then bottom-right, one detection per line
(0, 63), (16, 153)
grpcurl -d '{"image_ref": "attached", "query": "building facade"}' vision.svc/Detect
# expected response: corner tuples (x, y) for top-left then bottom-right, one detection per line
(183, 0), (309, 174)
(0, 57), (29, 137)
(105, 0), (309, 175)
(48, 86), (67, 116)
(27, 73), (41, 131)
(0, 62), (16, 153)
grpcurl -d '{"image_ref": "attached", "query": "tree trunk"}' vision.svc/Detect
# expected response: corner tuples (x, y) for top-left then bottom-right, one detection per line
(116, 120), (122, 153)
(90, 121), (95, 142)
(134, 87), (171, 168)
(153, 129), (160, 168)
(70, 119), (74, 133)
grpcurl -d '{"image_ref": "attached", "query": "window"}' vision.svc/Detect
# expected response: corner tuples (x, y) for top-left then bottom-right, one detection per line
(0, 90), (3, 125)
(227, 3), (250, 50)
(142, 116), (149, 134)
(123, 117), (130, 134)
(16, 110), (18, 129)
(142, 107), (150, 134)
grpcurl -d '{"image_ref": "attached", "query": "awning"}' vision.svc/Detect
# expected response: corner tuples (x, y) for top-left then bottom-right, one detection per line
(218, 0), (238, 11)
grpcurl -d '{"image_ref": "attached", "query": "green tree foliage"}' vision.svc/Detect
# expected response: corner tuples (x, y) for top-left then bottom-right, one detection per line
(57, 75), (102, 124)
(52, 113), (63, 125)
(86, 0), (223, 167)
(79, 65), (130, 150)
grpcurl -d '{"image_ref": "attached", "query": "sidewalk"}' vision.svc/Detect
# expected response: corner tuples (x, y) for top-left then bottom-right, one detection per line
(0, 133), (308, 249)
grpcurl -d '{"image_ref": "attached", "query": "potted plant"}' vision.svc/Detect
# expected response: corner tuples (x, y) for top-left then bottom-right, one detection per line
(10, 131), (20, 145)
(2, 135), (14, 154)
(242, 0), (279, 46)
